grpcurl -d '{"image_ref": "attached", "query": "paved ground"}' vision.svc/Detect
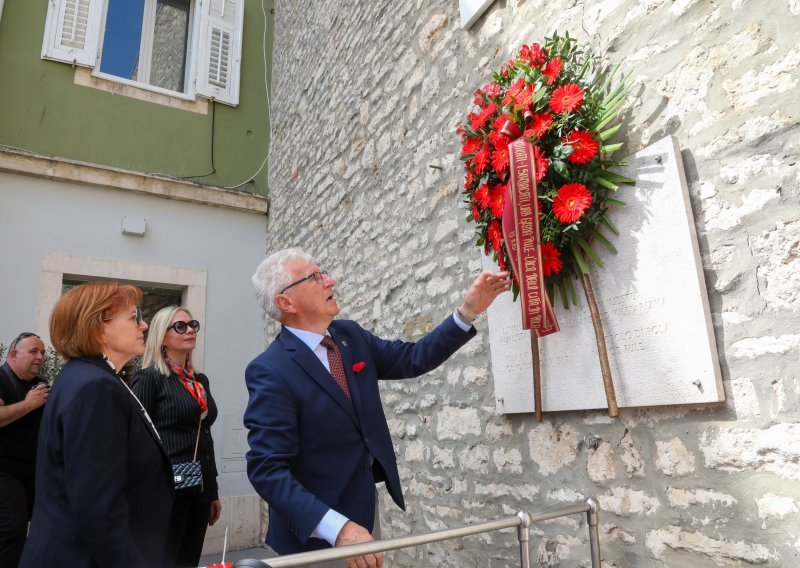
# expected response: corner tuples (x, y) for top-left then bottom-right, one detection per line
(199, 545), (277, 567)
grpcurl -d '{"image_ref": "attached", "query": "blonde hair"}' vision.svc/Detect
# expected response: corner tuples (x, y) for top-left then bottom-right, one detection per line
(141, 306), (198, 377)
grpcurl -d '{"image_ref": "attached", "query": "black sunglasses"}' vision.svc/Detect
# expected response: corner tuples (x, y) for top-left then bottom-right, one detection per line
(167, 320), (200, 334)
(9, 332), (41, 351)
(280, 271), (329, 294)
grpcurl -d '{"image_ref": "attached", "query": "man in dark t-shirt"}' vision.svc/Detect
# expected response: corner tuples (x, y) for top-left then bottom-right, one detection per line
(0, 332), (48, 567)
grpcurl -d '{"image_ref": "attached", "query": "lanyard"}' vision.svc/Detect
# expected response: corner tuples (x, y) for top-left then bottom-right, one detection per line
(117, 376), (162, 443)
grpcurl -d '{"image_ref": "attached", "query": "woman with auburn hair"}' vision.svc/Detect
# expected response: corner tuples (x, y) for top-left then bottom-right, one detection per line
(131, 306), (220, 568)
(20, 282), (173, 568)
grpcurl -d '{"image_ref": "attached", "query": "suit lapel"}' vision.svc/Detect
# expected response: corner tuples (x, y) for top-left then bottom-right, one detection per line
(280, 329), (360, 426)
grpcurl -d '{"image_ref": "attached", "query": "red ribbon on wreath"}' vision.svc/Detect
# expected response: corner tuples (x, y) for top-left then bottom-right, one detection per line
(500, 120), (559, 337)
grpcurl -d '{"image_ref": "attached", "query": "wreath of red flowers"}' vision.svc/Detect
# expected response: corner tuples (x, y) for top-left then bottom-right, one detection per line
(458, 32), (633, 306)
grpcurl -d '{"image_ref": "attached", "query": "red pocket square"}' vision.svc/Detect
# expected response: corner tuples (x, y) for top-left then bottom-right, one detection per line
(352, 361), (366, 373)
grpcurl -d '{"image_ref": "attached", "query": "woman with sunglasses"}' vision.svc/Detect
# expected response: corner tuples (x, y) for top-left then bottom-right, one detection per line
(131, 306), (220, 568)
(20, 282), (173, 567)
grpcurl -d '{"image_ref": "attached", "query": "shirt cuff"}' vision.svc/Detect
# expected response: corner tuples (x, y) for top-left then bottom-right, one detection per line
(312, 509), (349, 547)
(452, 311), (473, 332)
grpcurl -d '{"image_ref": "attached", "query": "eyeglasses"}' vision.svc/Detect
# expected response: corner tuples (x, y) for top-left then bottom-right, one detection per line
(9, 332), (40, 352)
(167, 320), (200, 334)
(103, 307), (144, 325)
(279, 271), (329, 294)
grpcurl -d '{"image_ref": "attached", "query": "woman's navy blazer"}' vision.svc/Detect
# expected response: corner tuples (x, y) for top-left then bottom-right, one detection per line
(20, 357), (174, 568)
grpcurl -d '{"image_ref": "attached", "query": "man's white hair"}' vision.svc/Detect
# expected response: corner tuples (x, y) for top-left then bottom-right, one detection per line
(252, 248), (314, 321)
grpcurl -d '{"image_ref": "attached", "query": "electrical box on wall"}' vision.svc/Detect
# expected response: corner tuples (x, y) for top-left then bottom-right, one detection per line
(122, 216), (146, 236)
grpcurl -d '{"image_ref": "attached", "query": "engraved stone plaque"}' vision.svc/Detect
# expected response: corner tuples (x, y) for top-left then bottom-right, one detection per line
(483, 136), (724, 414)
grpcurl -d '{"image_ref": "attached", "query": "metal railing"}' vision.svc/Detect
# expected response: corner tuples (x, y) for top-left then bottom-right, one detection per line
(233, 498), (600, 568)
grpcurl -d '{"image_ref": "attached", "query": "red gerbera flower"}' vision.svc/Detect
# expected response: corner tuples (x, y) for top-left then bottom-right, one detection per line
(502, 78), (526, 107)
(488, 220), (503, 252)
(471, 203), (481, 221)
(552, 183), (593, 223)
(533, 146), (549, 182)
(464, 170), (475, 190)
(523, 112), (554, 139)
(564, 130), (599, 164)
(473, 144), (491, 174)
(492, 113), (510, 131)
(489, 184), (505, 218)
(515, 83), (535, 109)
(470, 102), (497, 129)
(474, 183), (492, 209)
(491, 146), (510, 175)
(487, 129), (509, 150)
(540, 242), (562, 276)
(461, 136), (482, 157)
(542, 57), (563, 85)
(549, 83), (584, 113)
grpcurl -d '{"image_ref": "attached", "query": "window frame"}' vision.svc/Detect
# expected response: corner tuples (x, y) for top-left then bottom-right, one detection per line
(94, 0), (198, 99)
(42, 0), (244, 107)
(36, 253), (208, 369)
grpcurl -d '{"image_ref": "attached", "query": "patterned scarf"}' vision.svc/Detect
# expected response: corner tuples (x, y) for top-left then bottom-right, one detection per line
(164, 354), (208, 415)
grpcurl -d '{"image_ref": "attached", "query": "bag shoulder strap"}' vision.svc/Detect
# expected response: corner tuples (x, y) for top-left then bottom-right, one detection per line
(192, 416), (202, 461)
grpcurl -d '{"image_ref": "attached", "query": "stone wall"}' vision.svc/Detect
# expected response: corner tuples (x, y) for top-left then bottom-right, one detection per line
(265, 1), (800, 566)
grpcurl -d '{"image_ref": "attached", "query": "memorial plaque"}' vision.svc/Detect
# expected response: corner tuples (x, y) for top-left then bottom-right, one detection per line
(484, 136), (724, 414)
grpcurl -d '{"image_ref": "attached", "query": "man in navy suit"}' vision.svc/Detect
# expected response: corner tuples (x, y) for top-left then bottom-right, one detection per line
(245, 248), (510, 567)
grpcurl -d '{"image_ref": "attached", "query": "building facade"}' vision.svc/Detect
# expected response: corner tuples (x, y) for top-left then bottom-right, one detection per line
(265, 1), (800, 566)
(0, 0), (275, 555)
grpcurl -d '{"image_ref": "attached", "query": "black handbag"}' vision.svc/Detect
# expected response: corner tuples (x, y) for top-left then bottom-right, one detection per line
(173, 417), (203, 495)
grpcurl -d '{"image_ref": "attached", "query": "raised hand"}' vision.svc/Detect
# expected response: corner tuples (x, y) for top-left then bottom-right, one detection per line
(459, 270), (512, 320)
(25, 384), (49, 410)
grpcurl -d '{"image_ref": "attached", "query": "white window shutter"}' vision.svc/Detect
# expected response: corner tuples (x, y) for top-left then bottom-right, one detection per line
(41, 0), (102, 67)
(195, 0), (244, 106)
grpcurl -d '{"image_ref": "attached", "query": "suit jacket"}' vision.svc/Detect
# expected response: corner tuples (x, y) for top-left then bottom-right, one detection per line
(244, 315), (476, 554)
(20, 357), (174, 568)
(132, 367), (219, 502)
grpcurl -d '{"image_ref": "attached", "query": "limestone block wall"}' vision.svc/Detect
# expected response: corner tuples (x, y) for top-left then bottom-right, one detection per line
(264, 1), (800, 566)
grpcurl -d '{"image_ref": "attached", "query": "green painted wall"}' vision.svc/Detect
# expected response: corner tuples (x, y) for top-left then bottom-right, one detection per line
(0, 0), (273, 195)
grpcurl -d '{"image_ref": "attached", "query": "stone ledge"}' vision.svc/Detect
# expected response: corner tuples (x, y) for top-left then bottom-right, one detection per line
(74, 67), (210, 114)
(0, 146), (269, 215)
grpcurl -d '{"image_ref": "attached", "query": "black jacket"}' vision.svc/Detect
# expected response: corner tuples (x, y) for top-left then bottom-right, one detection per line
(20, 357), (173, 568)
(131, 366), (219, 501)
